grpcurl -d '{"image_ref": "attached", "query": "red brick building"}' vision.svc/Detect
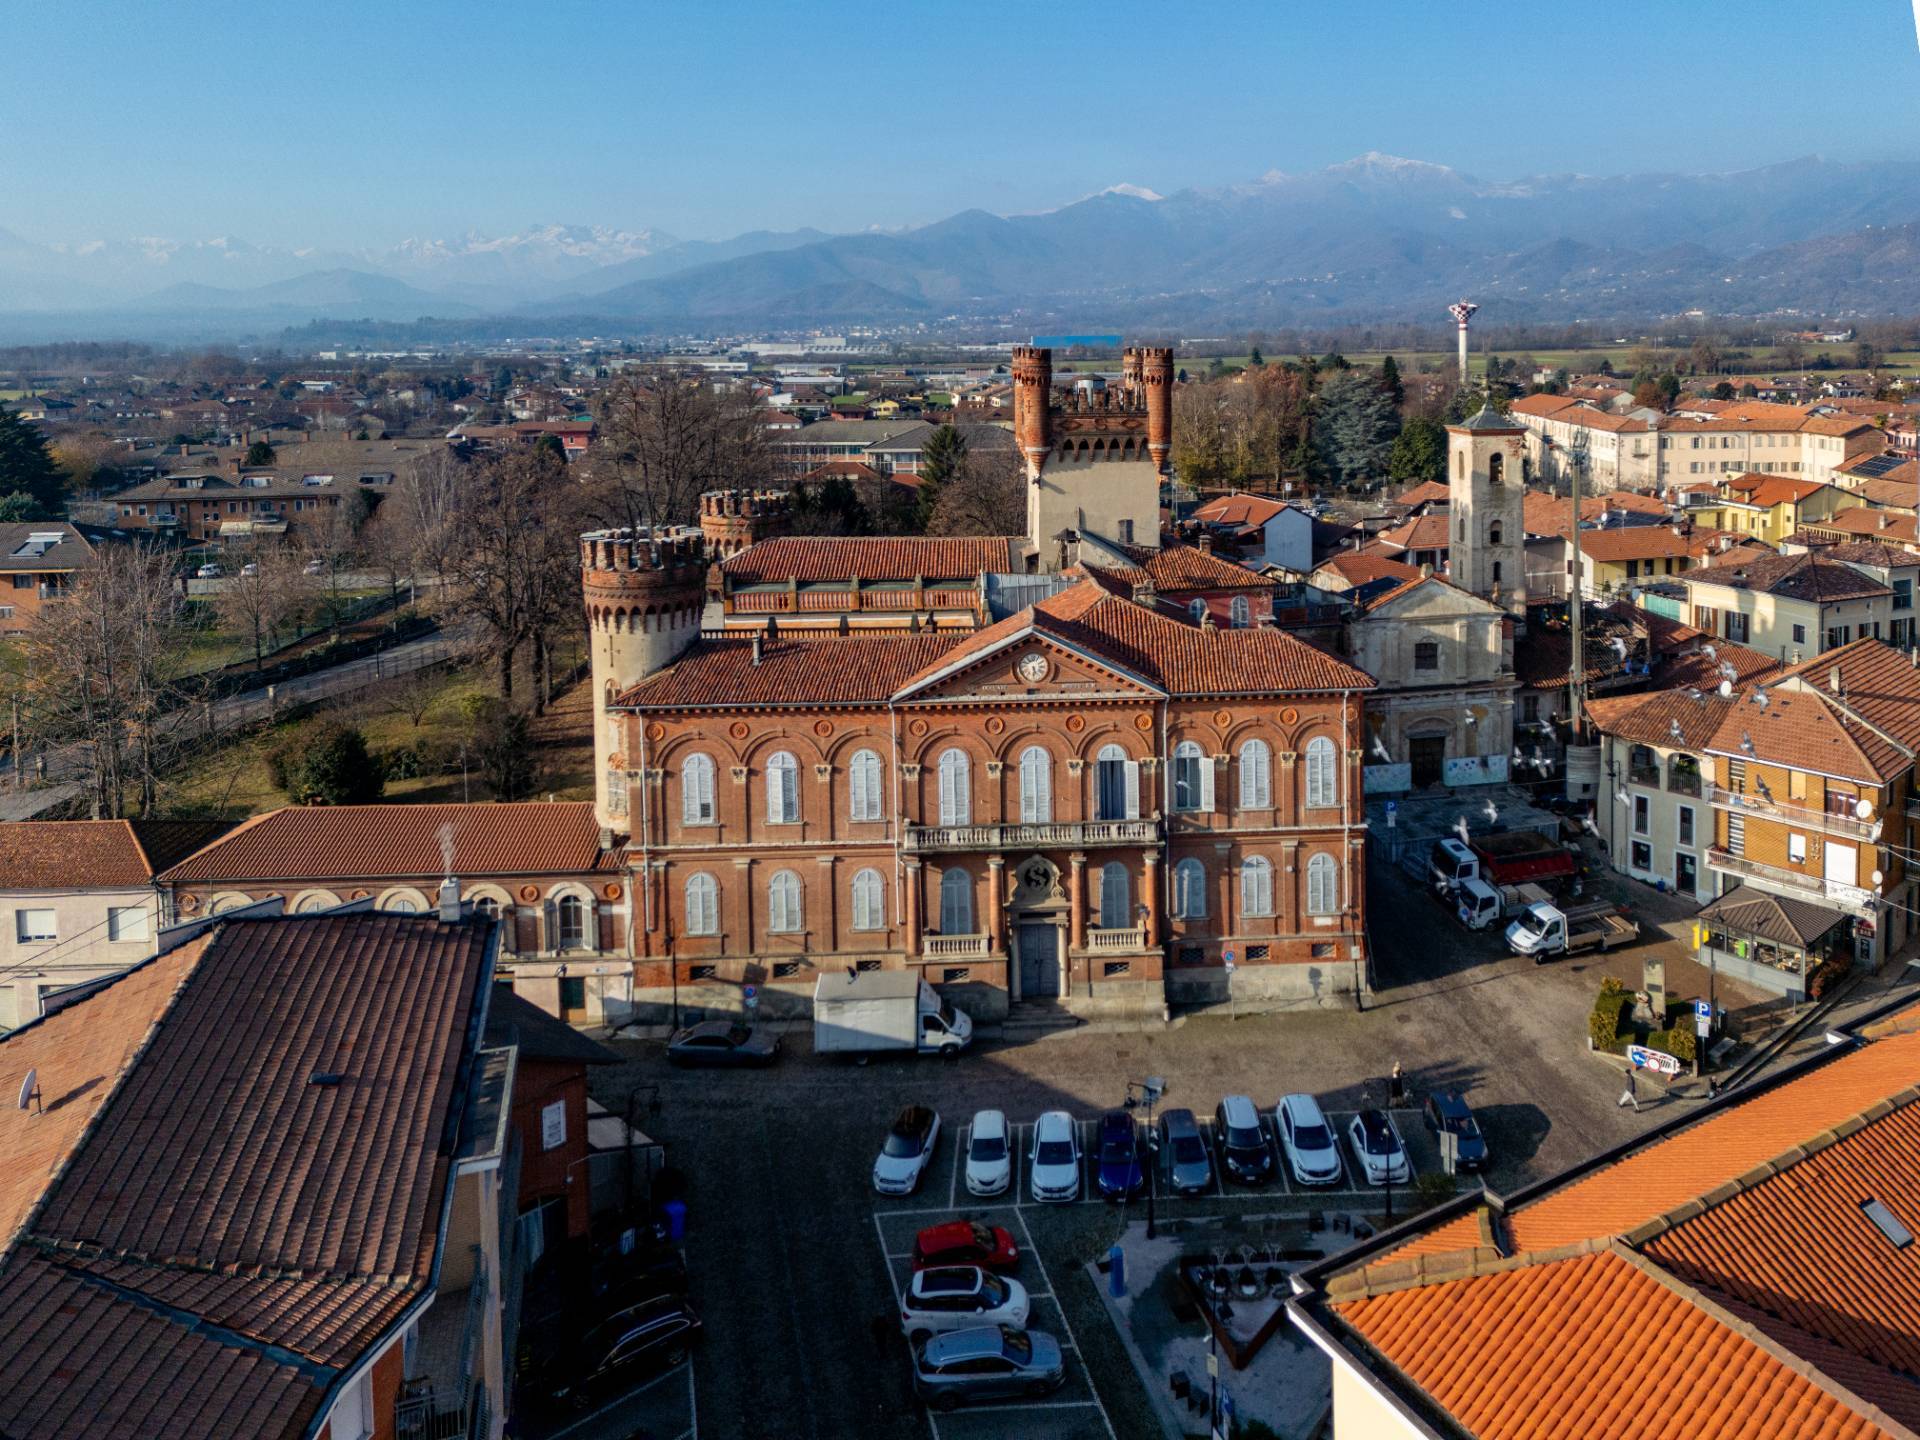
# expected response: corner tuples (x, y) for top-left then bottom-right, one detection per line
(610, 579), (1374, 1020)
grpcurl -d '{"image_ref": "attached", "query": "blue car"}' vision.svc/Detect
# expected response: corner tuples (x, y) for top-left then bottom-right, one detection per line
(1096, 1110), (1144, 1201)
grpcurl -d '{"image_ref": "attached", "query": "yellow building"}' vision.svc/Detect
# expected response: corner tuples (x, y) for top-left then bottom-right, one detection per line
(1681, 472), (1860, 546)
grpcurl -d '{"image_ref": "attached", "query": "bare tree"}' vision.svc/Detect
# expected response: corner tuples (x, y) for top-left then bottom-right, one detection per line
(21, 540), (191, 817)
(214, 540), (311, 671)
(368, 447), (465, 611)
(587, 373), (771, 529)
(925, 450), (1024, 538)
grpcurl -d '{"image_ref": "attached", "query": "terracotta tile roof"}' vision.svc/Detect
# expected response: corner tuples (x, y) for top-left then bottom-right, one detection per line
(1720, 473), (1833, 507)
(1688, 551), (1892, 603)
(1774, 638), (1920, 751)
(1808, 509), (1920, 544)
(1700, 687), (1910, 784)
(1821, 541), (1920, 569)
(1334, 1248), (1901, 1440)
(1507, 392), (1584, 419)
(0, 819), (231, 890)
(0, 912), (492, 1440)
(1311, 552), (1422, 588)
(1576, 524), (1725, 563)
(1390, 479), (1451, 506)
(1584, 687), (1736, 748)
(1851, 476), (1920, 510)
(718, 535), (1017, 584)
(620, 632), (963, 708)
(1522, 490), (1672, 539)
(631, 583), (1375, 707)
(1614, 605), (1782, 690)
(1190, 491), (1294, 527)
(159, 801), (609, 882)
(1375, 513), (1452, 552)
(1133, 541), (1276, 592)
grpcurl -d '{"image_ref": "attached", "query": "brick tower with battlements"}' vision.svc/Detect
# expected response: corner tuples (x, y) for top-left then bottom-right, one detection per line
(700, 488), (792, 560)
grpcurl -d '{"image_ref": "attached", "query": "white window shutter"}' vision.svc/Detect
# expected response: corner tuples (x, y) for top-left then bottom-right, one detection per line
(1123, 761), (1141, 819)
(1199, 754), (1216, 813)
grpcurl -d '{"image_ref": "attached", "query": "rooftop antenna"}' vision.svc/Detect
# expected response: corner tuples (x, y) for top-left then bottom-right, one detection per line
(17, 1067), (40, 1115)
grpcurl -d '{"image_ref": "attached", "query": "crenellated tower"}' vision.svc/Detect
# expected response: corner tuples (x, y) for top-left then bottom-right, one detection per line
(700, 488), (792, 559)
(581, 528), (708, 834)
(1011, 345), (1054, 479)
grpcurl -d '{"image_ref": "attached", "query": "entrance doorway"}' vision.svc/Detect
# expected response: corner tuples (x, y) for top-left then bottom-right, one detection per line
(1017, 924), (1060, 1000)
(1675, 852), (1697, 896)
(1409, 736), (1446, 789)
(558, 974), (588, 1023)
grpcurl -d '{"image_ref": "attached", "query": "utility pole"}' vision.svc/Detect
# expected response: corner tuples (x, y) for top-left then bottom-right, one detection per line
(1567, 432), (1591, 744)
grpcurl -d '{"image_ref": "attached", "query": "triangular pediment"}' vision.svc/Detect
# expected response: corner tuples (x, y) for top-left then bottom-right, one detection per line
(1373, 576), (1504, 619)
(894, 627), (1163, 703)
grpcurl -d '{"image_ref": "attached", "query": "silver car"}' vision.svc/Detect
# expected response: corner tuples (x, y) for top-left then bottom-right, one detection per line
(1158, 1107), (1212, 1195)
(912, 1325), (1065, 1411)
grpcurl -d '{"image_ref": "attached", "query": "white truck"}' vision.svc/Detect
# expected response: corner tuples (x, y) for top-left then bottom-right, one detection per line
(1505, 900), (1639, 961)
(813, 972), (974, 1057)
(1455, 879), (1552, 932)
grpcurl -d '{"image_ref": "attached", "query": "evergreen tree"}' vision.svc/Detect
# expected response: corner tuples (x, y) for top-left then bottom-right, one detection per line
(1312, 369), (1401, 490)
(913, 424), (967, 530)
(284, 723), (385, 806)
(1318, 350), (1350, 372)
(244, 440), (276, 467)
(1387, 417), (1448, 485)
(0, 493), (34, 523)
(1712, 380), (1736, 401)
(1248, 346), (1265, 368)
(0, 405), (66, 518)
(1378, 355), (1405, 407)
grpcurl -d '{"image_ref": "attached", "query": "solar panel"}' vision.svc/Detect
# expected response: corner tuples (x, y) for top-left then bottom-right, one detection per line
(1849, 453), (1906, 480)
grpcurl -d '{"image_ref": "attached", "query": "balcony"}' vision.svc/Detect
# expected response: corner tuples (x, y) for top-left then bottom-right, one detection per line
(396, 1245), (489, 1439)
(1081, 926), (1147, 951)
(923, 933), (989, 958)
(1705, 848), (1876, 915)
(904, 819), (1160, 853)
(1708, 786), (1880, 841)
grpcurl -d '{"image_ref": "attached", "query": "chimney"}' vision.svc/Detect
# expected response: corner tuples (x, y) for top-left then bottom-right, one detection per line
(751, 632), (763, 665)
(437, 876), (461, 923)
(1197, 533), (1214, 554)
(1830, 665), (1844, 696)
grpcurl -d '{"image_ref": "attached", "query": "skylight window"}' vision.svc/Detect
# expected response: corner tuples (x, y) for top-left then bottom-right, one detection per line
(1862, 1199), (1913, 1248)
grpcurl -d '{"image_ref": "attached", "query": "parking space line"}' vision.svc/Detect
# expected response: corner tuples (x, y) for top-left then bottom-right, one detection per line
(544, 1361), (694, 1440)
(686, 1360), (698, 1440)
(950, 1123), (967, 1211)
(1012, 1122), (1028, 1208)
(951, 1400), (1104, 1413)
(873, 1215), (905, 1307)
(1011, 1209), (1119, 1440)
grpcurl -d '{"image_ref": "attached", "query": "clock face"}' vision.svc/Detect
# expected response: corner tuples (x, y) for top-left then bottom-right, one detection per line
(1017, 653), (1050, 684)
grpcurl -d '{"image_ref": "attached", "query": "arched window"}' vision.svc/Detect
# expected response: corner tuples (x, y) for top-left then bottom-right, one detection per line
(1488, 452), (1504, 485)
(294, 893), (334, 914)
(1306, 853), (1338, 915)
(1492, 560), (1503, 585)
(1018, 745), (1052, 823)
(1488, 520), (1503, 546)
(1239, 738), (1272, 809)
(1454, 450), (1464, 480)
(1098, 861), (1130, 930)
(383, 895), (420, 915)
(685, 873), (718, 935)
(939, 867), (973, 934)
(937, 748), (971, 827)
(766, 751), (799, 824)
(848, 748), (883, 822)
(1095, 742), (1137, 820)
(851, 868), (884, 931)
(1173, 740), (1212, 812)
(682, 752), (715, 825)
(1241, 856), (1274, 917)
(768, 870), (802, 932)
(1305, 736), (1338, 808)
(471, 895), (501, 922)
(1189, 598), (1208, 623)
(553, 893), (587, 951)
(1230, 595), (1251, 628)
(1173, 858), (1207, 919)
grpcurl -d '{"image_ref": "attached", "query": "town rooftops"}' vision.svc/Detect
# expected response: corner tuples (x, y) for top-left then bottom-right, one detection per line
(0, 911), (494, 1440)
(1716, 472), (1833, 507)
(158, 801), (612, 883)
(1686, 550), (1892, 603)
(1189, 491), (1297, 529)
(620, 580), (1373, 709)
(1573, 523), (1728, 563)
(0, 523), (95, 573)
(718, 535), (1020, 586)
(1311, 552), (1423, 590)
(1297, 1007), (1920, 1439)
(0, 818), (235, 891)
(1389, 479), (1451, 508)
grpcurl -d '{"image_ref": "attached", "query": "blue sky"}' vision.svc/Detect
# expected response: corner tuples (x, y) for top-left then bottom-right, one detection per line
(2, 0), (1915, 248)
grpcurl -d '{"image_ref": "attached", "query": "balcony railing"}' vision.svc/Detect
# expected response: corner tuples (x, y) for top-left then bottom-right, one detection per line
(905, 819), (1160, 853)
(1708, 786), (1881, 840)
(1082, 926), (1147, 951)
(1705, 847), (1877, 914)
(396, 1246), (488, 1440)
(923, 933), (989, 958)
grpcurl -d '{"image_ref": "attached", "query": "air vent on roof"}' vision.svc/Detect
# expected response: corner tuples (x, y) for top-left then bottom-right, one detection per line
(308, 1070), (346, 1088)
(1863, 1199), (1913, 1248)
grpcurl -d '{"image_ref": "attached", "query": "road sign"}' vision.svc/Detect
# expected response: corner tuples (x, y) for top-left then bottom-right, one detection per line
(1627, 1045), (1682, 1077)
(744, 984), (757, 1000)
(1694, 999), (1712, 1038)
(1223, 950), (1236, 971)
(1384, 800), (1397, 813)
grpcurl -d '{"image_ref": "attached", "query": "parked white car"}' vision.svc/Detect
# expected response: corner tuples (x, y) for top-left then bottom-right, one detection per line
(873, 1105), (942, 1196)
(899, 1266), (1031, 1342)
(1347, 1109), (1411, 1186)
(1028, 1110), (1081, 1203)
(965, 1109), (1012, 1197)
(1276, 1093), (1343, 1187)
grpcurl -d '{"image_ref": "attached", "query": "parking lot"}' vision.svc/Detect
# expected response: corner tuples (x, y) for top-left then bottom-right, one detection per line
(583, 852), (1690, 1440)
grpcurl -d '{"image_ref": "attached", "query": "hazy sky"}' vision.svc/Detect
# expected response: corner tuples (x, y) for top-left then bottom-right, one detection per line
(3, 0), (1916, 249)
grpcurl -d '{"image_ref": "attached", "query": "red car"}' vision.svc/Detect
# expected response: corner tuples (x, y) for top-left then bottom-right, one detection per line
(911, 1220), (1019, 1274)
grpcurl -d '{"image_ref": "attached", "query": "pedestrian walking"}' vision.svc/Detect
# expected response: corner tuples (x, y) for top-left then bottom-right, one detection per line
(1618, 1069), (1640, 1110)
(1388, 1061), (1406, 1105)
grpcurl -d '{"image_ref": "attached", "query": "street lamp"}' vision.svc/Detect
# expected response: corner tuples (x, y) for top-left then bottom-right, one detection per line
(1124, 1075), (1166, 1240)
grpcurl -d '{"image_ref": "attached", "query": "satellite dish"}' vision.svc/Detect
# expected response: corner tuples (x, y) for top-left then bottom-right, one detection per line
(16, 1067), (38, 1113)
(1855, 798), (1874, 820)
(1873, 869), (1886, 888)
(1717, 680), (1733, 697)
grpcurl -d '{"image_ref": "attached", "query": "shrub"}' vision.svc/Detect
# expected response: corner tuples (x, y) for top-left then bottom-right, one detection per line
(283, 722), (385, 805)
(1649, 1026), (1696, 1065)
(1590, 985), (1632, 1050)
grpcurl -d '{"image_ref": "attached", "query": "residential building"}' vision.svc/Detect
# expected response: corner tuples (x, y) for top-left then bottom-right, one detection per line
(1293, 1001), (1920, 1440)
(0, 906), (513, 1440)
(0, 522), (96, 634)
(155, 802), (633, 1025)
(1678, 471), (1861, 545)
(112, 470), (387, 541)
(1566, 523), (1735, 600)
(0, 818), (232, 1030)
(1189, 492), (1316, 573)
(1684, 550), (1896, 661)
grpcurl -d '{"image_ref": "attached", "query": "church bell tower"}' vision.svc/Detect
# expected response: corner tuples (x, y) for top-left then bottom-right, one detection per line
(1445, 405), (1526, 614)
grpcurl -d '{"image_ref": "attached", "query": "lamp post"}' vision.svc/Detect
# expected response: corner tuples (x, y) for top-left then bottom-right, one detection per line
(1124, 1075), (1165, 1240)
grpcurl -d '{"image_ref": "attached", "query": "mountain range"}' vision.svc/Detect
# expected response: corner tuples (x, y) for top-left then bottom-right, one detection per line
(9, 154), (1920, 339)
